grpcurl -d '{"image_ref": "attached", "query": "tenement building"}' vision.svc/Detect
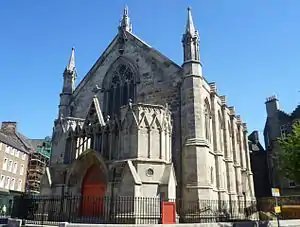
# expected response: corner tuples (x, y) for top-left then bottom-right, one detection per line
(0, 122), (30, 208)
(41, 7), (255, 210)
(264, 96), (300, 195)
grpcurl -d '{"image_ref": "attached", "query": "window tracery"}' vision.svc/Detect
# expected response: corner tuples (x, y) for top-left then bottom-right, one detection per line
(105, 63), (135, 117)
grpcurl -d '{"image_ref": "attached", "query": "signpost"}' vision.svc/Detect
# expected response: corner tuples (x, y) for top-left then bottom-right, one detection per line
(271, 188), (281, 227)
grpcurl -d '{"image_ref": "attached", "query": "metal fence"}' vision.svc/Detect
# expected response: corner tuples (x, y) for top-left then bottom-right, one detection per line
(10, 195), (261, 225)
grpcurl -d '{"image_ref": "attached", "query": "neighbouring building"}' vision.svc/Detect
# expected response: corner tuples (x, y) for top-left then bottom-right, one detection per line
(41, 6), (255, 219)
(264, 95), (300, 195)
(0, 122), (30, 209)
(26, 137), (51, 194)
(248, 131), (271, 198)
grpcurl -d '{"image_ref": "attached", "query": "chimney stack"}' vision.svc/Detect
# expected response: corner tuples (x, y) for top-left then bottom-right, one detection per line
(265, 95), (279, 118)
(1, 122), (17, 134)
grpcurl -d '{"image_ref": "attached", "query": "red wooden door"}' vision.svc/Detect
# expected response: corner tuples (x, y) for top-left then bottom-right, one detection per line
(161, 201), (176, 224)
(81, 165), (106, 217)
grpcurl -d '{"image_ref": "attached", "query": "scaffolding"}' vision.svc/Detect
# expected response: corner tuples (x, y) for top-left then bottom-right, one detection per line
(27, 137), (52, 194)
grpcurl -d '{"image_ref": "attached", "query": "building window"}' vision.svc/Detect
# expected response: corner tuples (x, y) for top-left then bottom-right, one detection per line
(15, 150), (19, 158)
(289, 180), (296, 188)
(8, 160), (13, 172)
(17, 179), (22, 191)
(10, 148), (14, 156)
(5, 177), (10, 189)
(20, 164), (24, 175)
(105, 64), (135, 116)
(0, 142), (2, 151)
(0, 176), (5, 188)
(204, 100), (211, 142)
(21, 153), (26, 160)
(5, 146), (10, 153)
(13, 162), (18, 174)
(3, 158), (7, 170)
(218, 111), (224, 151)
(10, 178), (15, 190)
(236, 130), (241, 144)
(280, 125), (288, 138)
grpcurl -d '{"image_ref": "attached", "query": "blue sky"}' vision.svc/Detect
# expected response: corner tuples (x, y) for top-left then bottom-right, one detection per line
(0, 1), (300, 142)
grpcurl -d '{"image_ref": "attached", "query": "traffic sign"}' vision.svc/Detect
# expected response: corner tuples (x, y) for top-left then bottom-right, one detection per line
(272, 188), (280, 197)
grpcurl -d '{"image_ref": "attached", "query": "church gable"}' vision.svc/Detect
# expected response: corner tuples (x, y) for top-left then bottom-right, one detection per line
(83, 95), (105, 127)
(70, 12), (182, 119)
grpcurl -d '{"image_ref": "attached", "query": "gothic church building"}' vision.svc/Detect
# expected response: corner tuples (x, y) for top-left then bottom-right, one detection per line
(42, 7), (255, 207)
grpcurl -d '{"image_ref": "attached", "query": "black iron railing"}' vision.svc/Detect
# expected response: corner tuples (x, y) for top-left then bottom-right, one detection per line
(10, 195), (262, 225)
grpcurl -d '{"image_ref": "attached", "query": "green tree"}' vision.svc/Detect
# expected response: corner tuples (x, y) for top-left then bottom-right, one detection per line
(277, 122), (300, 183)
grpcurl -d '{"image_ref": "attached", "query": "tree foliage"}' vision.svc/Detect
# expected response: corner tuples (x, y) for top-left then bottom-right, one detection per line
(277, 122), (300, 183)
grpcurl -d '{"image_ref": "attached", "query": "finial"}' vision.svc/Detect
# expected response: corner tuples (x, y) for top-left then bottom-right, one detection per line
(165, 103), (170, 111)
(66, 47), (75, 73)
(119, 5), (132, 32)
(124, 4), (129, 16)
(185, 6), (195, 36)
(128, 99), (133, 109)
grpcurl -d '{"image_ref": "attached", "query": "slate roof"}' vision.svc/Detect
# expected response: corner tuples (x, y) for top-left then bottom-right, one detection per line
(0, 131), (26, 152)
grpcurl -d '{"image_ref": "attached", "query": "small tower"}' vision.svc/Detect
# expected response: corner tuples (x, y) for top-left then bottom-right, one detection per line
(180, 7), (211, 203)
(118, 5), (132, 32)
(182, 7), (202, 77)
(58, 47), (77, 118)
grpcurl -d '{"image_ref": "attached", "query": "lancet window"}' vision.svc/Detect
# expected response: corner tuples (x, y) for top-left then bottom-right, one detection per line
(228, 121), (233, 153)
(218, 111), (224, 151)
(204, 100), (211, 142)
(104, 64), (135, 117)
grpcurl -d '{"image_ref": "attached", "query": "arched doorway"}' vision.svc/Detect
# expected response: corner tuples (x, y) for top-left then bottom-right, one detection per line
(81, 164), (107, 217)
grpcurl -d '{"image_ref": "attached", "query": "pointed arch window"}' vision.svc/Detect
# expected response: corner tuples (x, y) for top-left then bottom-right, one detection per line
(204, 100), (211, 142)
(228, 121), (233, 151)
(218, 111), (224, 151)
(105, 63), (135, 117)
(210, 166), (214, 185)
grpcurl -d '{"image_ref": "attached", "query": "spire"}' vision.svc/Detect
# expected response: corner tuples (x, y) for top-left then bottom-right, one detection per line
(185, 7), (195, 36)
(182, 6), (202, 77)
(119, 5), (132, 32)
(66, 47), (75, 73)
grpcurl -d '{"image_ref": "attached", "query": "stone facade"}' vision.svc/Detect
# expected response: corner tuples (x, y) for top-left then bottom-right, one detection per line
(264, 96), (300, 195)
(41, 7), (255, 209)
